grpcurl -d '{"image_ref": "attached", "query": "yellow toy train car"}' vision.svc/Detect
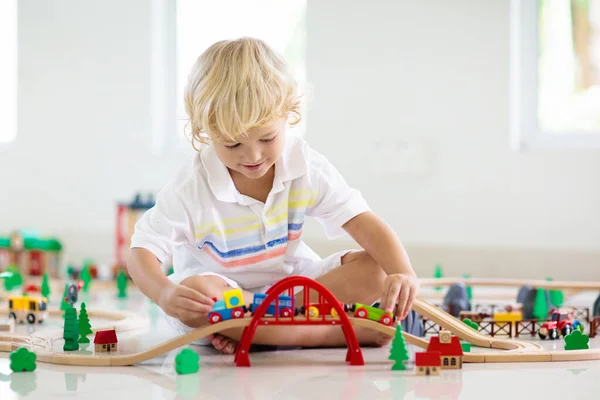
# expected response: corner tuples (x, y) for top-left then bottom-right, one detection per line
(8, 295), (48, 324)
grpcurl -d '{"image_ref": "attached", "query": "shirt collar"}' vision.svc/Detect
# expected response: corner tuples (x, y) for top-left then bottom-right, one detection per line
(201, 135), (308, 203)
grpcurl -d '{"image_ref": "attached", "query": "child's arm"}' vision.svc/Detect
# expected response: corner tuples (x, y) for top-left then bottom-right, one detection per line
(128, 248), (214, 320)
(127, 186), (215, 321)
(342, 211), (419, 320)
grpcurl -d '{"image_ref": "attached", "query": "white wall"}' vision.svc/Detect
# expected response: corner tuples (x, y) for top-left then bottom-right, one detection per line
(2, 1), (599, 275)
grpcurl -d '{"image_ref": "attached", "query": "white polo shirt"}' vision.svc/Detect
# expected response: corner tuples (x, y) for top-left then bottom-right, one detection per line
(130, 135), (370, 290)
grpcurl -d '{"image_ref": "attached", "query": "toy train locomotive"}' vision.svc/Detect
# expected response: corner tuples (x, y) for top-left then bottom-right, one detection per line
(208, 288), (395, 326)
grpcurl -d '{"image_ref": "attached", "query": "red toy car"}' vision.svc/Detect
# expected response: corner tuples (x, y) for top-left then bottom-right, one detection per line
(538, 311), (573, 340)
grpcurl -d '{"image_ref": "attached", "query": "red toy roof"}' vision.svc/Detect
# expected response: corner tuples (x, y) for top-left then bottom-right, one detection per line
(427, 335), (463, 356)
(415, 351), (441, 367)
(94, 329), (118, 344)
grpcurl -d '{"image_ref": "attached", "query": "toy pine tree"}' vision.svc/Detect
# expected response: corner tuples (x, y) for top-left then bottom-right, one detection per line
(175, 348), (200, 374)
(63, 307), (79, 351)
(463, 274), (472, 300)
(41, 273), (51, 299)
(80, 265), (92, 293)
(388, 324), (409, 370)
(434, 264), (443, 291)
(77, 302), (93, 343)
(533, 287), (548, 321)
(117, 270), (127, 298)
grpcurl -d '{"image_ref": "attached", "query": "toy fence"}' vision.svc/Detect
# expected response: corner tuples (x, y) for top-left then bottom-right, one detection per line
(421, 318), (514, 338)
(589, 317), (600, 338)
(474, 304), (590, 323)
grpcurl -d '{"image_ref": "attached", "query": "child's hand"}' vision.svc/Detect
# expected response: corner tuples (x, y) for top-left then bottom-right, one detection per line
(158, 283), (215, 323)
(380, 273), (419, 320)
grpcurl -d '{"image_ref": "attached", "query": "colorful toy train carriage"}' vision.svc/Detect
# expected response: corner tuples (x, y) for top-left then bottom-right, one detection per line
(349, 302), (394, 326)
(299, 301), (348, 318)
(250, 293), (296, 317)
(208, 288), (248, 324)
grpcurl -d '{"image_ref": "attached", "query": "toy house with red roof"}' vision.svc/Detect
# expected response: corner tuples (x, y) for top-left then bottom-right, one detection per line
(415, 351), (441, 375)
(94, 329), (118, 353)
(426, 330), (463, 369)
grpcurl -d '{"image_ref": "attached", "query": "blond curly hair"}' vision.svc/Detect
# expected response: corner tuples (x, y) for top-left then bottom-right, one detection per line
(183, 37), (302, 150)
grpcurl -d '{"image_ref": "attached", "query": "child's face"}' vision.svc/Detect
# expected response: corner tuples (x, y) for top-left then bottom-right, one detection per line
(213, 118), (286, 180)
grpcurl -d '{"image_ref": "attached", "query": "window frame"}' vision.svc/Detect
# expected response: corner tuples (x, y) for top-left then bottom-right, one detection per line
(509, 0), (600, 151)
(0, 0), (18, 149)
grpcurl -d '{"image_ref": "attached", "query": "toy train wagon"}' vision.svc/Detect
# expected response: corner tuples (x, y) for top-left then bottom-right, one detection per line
(299, 302), (348, 318)
(208, 289), (296, 324)
(349, 302), (395, 326)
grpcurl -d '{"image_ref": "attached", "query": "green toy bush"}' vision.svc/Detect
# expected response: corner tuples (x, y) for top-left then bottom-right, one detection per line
(10, 347), (36, 372)
(564, 330), (589, 350)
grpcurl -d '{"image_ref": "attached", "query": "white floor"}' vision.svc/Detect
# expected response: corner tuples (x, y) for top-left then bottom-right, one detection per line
(1, 285), (600, 399)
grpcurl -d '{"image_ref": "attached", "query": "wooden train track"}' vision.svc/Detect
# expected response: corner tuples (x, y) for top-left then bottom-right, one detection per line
(0, 278), (599, 366)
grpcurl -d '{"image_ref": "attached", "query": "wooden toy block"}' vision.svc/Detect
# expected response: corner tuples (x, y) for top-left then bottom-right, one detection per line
(0, 318), (15, 333)
(223, 288), (245, 309)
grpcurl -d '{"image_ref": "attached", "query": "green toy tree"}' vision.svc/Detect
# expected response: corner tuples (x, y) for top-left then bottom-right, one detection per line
(117, 270), (127, 298)
(63, 307), (79, 351)
(546, 277), (564, 307)
(388, 324), (409, 370)
(80, 265), (92, 293)
(41, 273), (51, 299)
(9, 347), (36, 372)
(564, 330), (589, 350)
(533, 287), (549, 321)
(4, 266), (22, 291)
(175, 349), (200, 374)
(434, 264), (443, 291)
(77, 302), (93, 343)
(463, 274), (472, 300)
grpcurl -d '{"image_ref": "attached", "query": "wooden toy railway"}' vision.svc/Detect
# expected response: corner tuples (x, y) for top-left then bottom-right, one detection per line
(1, 276), (600, 367)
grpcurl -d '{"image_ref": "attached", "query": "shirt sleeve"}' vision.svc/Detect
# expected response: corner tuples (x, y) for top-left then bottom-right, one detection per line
(129, 186), (195, 264)
(305, 149), (371, 239)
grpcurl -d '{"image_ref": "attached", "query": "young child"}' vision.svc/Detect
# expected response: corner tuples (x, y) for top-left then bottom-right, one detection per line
(127, 37), (420, 354)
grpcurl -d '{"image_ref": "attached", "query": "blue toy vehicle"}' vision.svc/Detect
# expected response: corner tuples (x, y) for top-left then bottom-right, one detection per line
(250, 293), (296, 317)
(207, 288), (247, 324)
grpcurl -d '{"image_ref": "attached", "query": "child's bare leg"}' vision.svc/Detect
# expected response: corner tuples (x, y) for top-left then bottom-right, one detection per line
(294, 250), (393, 347)
(179, 252), (391, 351)
(217, 251), (390, 348)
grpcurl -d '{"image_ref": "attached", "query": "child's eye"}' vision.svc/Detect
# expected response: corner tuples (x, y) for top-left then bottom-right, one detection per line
(225, 143), (240, 149)
(260, 137), (276, 143)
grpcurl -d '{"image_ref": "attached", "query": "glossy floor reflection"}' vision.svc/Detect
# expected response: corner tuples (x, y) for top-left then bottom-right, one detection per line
(0, 286), (600, 399)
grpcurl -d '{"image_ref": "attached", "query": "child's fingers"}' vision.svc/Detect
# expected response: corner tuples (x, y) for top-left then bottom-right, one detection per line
(176, 296), (213, 314)
(382, 280), (400, 313)
(395, 286), (410, 319)
(179, 285), (215, 306)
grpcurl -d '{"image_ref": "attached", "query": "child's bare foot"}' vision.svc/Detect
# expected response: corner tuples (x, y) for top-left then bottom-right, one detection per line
(352, 325), (394, 347)
(209, 334), (237, 354)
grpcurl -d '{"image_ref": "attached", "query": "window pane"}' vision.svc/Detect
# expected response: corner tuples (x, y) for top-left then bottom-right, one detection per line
(175, 0), (306, 140)
(0, 0), (18, 144)
(538, 0), (600, 133)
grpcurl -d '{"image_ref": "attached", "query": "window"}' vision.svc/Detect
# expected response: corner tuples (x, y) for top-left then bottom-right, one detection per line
(510, 0), (600, 150)
(0, 0), (17, 145)
(151, 0), (306, 153)
(451, 358), (456, 366)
